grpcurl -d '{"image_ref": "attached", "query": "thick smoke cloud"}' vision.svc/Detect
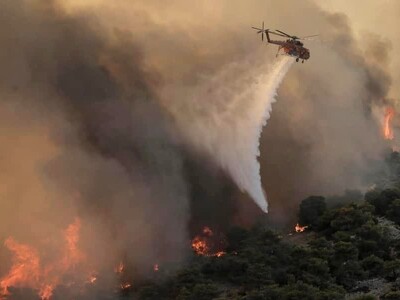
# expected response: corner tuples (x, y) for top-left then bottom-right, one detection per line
(0, 2), (399, 297)
(0, 0), (190, 281)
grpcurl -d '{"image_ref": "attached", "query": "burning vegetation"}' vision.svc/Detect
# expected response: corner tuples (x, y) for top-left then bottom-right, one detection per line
(0, 219), (87, 300)
(384, 107), (395, 140)
(0, 219), (138, 300)
(0, 223), (229, 299)
(191, 227), (227, 257)
(295, 223), (308, 233)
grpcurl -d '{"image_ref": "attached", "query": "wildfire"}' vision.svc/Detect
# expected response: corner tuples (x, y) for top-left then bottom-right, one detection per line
(120, 282), (131, 290)
(295, 223), (308, 233)
(61, 218), (85, 269)
(114, 262), (125, 274)
(0, 218), (86, 300)
(191, 236), (210, 256)
(0, 238), (41, 298)
(191, 226), (226, 257)
(384, 107), (395, 140)
(39, 284), (54, 300)
(88, 274), (97, 284)
(214, 251), (226, 257)
(0, 219), (144, 299)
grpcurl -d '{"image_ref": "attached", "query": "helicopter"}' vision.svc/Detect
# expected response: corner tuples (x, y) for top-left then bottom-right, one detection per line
(251, 22), (318, 63)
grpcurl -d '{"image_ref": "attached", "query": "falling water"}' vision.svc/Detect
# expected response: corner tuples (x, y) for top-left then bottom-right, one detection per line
(168, 55), (294, 212)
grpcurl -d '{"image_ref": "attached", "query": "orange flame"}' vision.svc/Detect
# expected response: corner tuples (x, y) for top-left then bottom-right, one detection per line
(191, 236), (209, 256)
(0, 218), (86, 300)
(295, 223), (308, 233)
(39, 284), (53, 300)
(61, 218), (85, 269)
(120, 282), (131, 290)
(0, 238), (41, 298)
(88, 275), (97, 284)
(214, 251), (226, 257)
(191, 227), (226, 257)
(384, 107), (395, 140)
(114, 262), (124, 274)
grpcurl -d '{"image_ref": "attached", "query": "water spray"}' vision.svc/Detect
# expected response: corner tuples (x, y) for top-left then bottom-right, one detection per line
(169, 55), (294, 212)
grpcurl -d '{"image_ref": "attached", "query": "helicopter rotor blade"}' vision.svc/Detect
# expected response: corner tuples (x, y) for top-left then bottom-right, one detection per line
(300, 34), (319, 40)
(268, 30), (287, 38)
(276, 29), (292, 38)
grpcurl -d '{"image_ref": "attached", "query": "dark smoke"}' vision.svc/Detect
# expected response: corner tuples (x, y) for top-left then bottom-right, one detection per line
(0, 0), (191, 279)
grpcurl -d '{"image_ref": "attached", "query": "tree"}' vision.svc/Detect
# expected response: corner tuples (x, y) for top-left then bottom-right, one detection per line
(190, 283), (220, 300)
(299, 196), (327, 227)
(382, 291), (400, 299)
(384, 259), (400, 281)
(361, 255), (384, 277)
(352, 296), (377, 300)
(226, 227), (249, 251)
(332, 242), (359, 265)
(366, 188), (400, 215)
(387, 199), (400, 224)
(243, 285), (282, 300)
(335, 260), (366, 288)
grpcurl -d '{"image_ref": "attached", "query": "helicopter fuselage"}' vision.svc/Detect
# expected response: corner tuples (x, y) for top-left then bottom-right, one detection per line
(268, 39), (310, 61)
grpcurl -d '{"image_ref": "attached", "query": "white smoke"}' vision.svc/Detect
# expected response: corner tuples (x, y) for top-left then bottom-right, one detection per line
(164, 54), (294, 213)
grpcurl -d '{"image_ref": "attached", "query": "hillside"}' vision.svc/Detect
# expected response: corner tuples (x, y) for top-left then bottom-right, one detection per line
(130, 152), (400, 300)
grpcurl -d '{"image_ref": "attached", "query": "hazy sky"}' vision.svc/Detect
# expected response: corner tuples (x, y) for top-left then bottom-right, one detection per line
(319, 0), (400, 97)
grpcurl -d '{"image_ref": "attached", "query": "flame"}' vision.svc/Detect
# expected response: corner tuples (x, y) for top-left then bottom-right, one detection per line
(191, 227), (226, 257)
(0, 218), (86, 300)
(191, 236), (210, 256)
(87, 274), (97, 284)
(214, 251), (226, 257)
(61, 218), (85, 269)
(295, 223), (308, 233)
(384, 107), (395, 140)
(114, 262), (124, 274)
(39, 284), (53, 300)
(0, 238), (41, 298)
(120, 283), (131, 290)
(0, 218), (144, 299)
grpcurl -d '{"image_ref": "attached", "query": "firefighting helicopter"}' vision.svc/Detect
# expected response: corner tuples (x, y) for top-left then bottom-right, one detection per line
(251, 22), (318, 63)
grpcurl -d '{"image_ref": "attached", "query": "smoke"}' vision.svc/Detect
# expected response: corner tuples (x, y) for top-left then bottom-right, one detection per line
(260, 8), (393, 220)
(0, 0), (190, 283)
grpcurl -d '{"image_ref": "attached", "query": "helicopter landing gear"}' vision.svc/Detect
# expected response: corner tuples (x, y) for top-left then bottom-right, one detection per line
(296, 58), (299, 62)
